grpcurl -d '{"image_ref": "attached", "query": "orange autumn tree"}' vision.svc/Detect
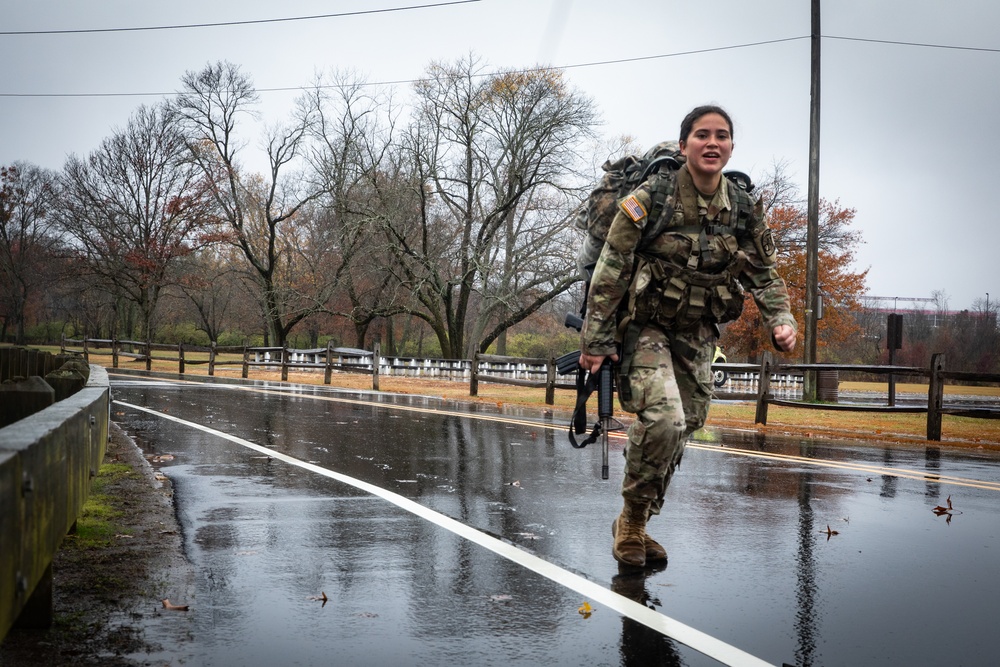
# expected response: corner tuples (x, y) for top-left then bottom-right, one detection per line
(720, 179), (868, 362)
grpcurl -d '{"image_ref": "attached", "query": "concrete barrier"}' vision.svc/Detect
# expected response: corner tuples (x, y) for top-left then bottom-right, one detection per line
(0, 365), (109, 640)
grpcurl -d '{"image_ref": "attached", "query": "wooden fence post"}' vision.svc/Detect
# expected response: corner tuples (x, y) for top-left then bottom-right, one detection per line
(372, 342), (380, 391)
(324, 340), (333, 385)
(242, 343), (249, 379)
(544, 356), (556, 405)
(281, 345), (289, 382)
(112, 339), (119, 368)
(208, 341), (216, 376)
(82, 337), (89, 362)
(470, 352), (480, 397)
(754, 352), (773, 425)
(145, 340), (152, 371)
(927, 353), (945, 441)
(178, 343), (185, 374)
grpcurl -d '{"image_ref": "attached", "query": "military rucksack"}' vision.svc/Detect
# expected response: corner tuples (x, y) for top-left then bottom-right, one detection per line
(573, 141), (683, 280)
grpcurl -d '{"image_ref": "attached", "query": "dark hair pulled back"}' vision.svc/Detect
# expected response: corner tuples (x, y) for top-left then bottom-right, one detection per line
(679, 105), (734, 143)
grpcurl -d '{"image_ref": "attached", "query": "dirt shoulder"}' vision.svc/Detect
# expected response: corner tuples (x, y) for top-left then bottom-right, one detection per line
(0, 423), (194, 667)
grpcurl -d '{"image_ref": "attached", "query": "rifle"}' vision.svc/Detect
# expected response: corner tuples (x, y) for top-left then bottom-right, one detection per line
(558, 312), (622, 480)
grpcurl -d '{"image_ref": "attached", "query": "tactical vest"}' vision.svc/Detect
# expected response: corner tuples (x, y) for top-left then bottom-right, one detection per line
(626, 164), (755, 332)
(615, 165), (756, 400)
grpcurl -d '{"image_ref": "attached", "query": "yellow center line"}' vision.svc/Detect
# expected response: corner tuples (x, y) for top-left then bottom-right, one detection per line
(111, 372), (1000, 493)
(687, 443), (1000, 492)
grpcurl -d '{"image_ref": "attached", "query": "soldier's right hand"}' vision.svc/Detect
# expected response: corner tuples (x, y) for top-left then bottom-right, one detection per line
(579, 351), (619, 375)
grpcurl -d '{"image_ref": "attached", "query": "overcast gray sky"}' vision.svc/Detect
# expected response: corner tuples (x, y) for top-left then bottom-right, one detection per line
(2, 0), (997, 310)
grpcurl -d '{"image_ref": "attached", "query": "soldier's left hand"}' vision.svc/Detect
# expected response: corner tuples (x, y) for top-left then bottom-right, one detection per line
(772, 325), (796, 352)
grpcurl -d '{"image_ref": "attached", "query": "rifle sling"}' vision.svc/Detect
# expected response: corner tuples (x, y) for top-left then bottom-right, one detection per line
(569, 368), (603, 449)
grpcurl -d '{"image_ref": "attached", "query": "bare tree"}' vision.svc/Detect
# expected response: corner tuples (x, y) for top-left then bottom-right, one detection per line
(382, 56), (597, 358)
(172, 245), (244, 342)
(300, 73), (412, 348)
(170, 61), (322, 346)
(0, 162), (62, 343)
(58, 104), (210, 341)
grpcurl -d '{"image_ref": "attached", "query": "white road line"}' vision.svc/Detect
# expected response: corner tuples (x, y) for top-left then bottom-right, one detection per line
(114, 399), (774, 667)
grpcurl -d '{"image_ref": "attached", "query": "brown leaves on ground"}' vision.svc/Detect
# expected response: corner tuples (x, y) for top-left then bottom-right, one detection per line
(933, 495), (962, 525)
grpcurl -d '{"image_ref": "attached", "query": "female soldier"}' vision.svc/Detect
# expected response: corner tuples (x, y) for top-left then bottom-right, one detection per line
(579, 105), (797, 567)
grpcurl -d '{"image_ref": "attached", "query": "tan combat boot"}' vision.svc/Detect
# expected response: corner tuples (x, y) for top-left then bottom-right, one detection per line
(611, 498), (650, 567)
(642, 528), (668, 562)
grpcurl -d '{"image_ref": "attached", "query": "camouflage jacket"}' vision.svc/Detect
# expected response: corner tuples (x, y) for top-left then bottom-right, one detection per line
(581, 165), (797, 357)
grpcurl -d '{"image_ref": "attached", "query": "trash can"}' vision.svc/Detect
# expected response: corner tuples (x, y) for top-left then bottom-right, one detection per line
(817, 370), (839, 402)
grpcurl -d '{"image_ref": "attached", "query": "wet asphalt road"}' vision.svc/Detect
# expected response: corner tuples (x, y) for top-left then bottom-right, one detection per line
(110, 372), (1000, 667)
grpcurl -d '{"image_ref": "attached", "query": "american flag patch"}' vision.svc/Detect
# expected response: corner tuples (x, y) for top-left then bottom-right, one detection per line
(620, 195), (647, 222)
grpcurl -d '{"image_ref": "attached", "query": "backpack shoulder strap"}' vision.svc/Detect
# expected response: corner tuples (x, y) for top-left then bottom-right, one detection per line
(725, 179), (757, 237)
(724, 170), (757, 237)
(637, 161), (681, 247)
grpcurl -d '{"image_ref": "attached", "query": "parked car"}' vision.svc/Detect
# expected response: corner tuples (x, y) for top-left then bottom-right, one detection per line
(713, 346), (728, 388)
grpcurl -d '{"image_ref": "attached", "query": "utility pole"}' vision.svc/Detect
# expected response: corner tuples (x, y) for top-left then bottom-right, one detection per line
(804, 0), (822, 401)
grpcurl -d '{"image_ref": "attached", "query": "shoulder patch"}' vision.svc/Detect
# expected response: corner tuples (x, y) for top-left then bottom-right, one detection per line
(620, 194), (647, 222)
(760, 228), (775, 256)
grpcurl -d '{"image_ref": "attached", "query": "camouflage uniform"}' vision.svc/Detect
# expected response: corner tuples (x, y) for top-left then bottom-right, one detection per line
(581, 164), (796, 514)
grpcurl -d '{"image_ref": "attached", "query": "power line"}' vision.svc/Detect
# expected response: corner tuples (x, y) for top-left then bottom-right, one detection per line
(0, 0), (482, 35)
(826, 34), (1000, 53)
(1, 32), (996, 99)
(0, 37), (812, 99)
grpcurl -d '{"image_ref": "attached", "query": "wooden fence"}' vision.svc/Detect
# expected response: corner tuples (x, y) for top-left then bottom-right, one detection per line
(754, 351), (1000, 440)
(60, 337), (999, 441)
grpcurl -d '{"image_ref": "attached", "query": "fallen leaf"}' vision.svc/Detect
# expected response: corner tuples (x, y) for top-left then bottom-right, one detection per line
(489, 594), (513, 603)
(307, 592), (329, 607)
(932, 495), (962, 524)
(820, 525), (839, 540)
(162, 599), (189, 611)
(578, 601), (593, 618)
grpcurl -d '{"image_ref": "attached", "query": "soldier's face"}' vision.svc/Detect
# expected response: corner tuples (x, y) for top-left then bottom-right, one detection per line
(679, 113), (733, 181)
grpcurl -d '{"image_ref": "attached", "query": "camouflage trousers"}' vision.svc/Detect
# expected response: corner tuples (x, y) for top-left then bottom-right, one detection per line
(617, 321), (715, 515)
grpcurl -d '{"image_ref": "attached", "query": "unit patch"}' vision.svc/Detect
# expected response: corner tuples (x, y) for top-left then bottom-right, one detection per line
(620, 194), (647, 222)
(756, 227), (776, 265)
(760, 228), (775, 256)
